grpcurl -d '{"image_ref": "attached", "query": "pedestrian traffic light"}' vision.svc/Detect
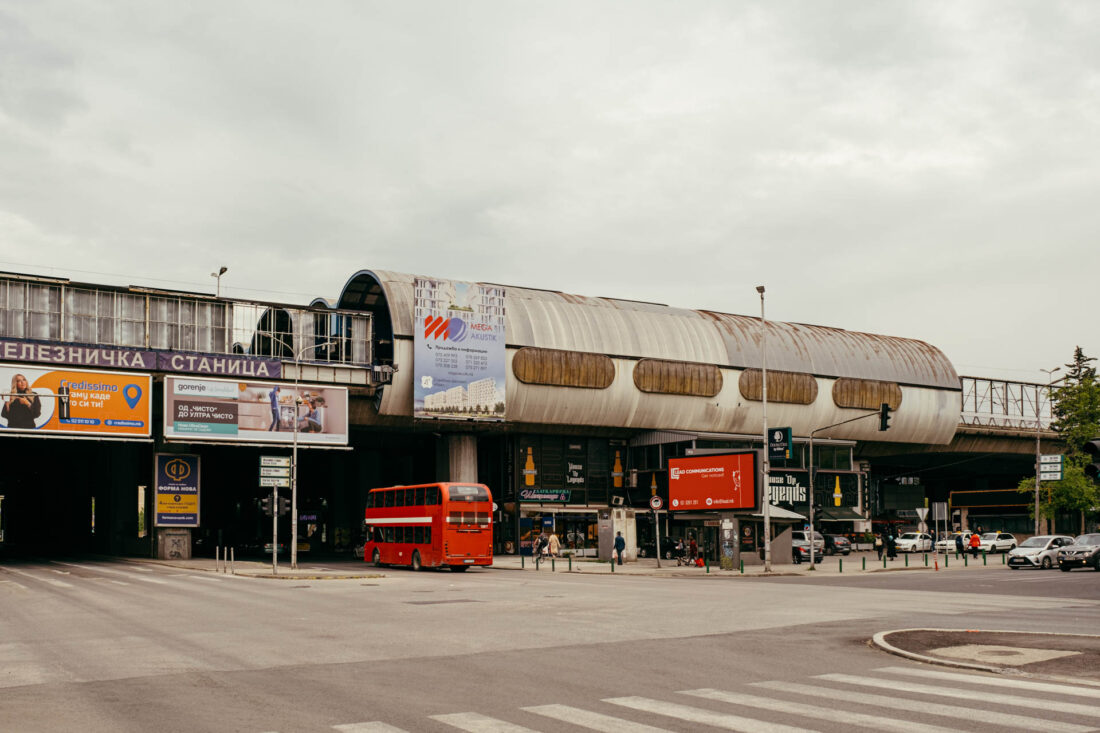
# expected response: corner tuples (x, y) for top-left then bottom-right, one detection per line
(879, 402), (892, 431)
(812, 506), (823, 524)
(277, 497), (291, 516)
(260, 496), (273, 517)
(1085, 439), (1100, 480)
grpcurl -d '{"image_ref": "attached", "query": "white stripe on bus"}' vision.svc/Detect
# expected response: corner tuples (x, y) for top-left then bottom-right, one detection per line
(365, 517), (432, 524)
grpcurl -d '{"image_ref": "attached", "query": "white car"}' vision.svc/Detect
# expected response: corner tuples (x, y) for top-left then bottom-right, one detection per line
(935, 532), (973, 553)
(1007, 535), (1074, 570)
(977, 532), (1017, 553)
(894, 532), (933, 553)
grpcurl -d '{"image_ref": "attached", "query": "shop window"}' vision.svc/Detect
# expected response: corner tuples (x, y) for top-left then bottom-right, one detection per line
(738, 369), (818, 404)
(512, 347), (615, 389)
(814, 446), (852, 471)
(633, 359), (722, 397)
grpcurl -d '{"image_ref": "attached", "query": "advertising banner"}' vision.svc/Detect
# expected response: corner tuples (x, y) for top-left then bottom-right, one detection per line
(163, 376), (348, 446)
(155, 454), (200, 527)
(668, 452), (757, 511)
(413, 277), (506, 420)
(0, 363), (151, 438)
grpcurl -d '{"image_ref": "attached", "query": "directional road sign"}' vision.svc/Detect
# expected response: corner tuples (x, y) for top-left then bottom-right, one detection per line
(260, 476), (290, 488)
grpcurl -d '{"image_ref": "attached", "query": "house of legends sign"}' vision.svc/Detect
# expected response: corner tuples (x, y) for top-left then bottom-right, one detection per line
(0, 338), (282, 378)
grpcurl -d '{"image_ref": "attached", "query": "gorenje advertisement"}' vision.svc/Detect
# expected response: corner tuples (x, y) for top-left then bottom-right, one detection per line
(163, 376), (348, 446)
(667, 452), (757, 511)
(0, 362), (152, 438)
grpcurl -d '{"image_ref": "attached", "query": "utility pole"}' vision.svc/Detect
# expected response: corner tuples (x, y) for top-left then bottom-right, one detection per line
(756, 285), (771, 572)
(1036, 367), (1060, 535)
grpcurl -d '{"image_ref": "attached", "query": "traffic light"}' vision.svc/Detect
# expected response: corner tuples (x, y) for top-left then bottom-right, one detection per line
(277, 497), (291, 516)
(1086, 439), (1100, 480)
(260, 496), (273, 517)
(879, 402), (892, 431)
(812, 506), (823, 524)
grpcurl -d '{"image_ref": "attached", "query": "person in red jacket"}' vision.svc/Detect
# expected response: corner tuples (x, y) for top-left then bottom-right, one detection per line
(968, 531), (981, 558)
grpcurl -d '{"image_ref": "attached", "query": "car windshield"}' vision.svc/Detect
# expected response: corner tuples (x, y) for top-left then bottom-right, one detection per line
(1018, 537), (1049, 548)
(981, 533), (998, 540)
(1072, 534), (1100, 546)
(899, 533), (920, 540)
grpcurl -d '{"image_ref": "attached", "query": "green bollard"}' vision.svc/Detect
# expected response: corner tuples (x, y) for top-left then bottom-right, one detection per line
(905, 554), (909, 567)
(883, 556), (887, 568)
(705, 556), (710, 573)
(1002, 553), (1005, 565)
(983, 552), (987, 566)
(964, 554), (968, 567)
(862, 556), (866, 571)
(839, 558), (843, 573)
(924, 553), (928, 567)
(945, 553), (949, 567)
(740, 559), (744, 574)
(569, 556), (572, 572)
(610, 558), (614, 572)
(521, 554), (525, 569)
(551, 557), (555, 572)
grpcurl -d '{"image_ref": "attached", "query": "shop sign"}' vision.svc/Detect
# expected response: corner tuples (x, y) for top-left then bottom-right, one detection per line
(768, 472), (808, 505)
(413, 278), (506, 421)
(0, 362), (152, 438)
(667, 452), (757, 511)
(155, 453), (200, 527)
(164, 376), (348, 446)
(519, 488), (571, 503)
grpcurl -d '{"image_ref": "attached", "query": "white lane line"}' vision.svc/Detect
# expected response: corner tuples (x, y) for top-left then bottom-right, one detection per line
(817, 674), (1100, 718)
(3, 567), (74, 588)
(681, 688), (958, 733)
(333, 723), (410, 732)
(430, 712), (537, 732)
(877, 665), (1100, 699)
(0, 579), (28, 591)
(52, 562), (169, 584)
(604, 696), (818, 733)
(49, 569), (71, 575)
(524, 703), (672, 732)
(751, 680), (1094, 733)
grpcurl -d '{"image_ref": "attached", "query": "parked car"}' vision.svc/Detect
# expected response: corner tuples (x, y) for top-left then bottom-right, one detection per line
(1007, 535), (1075, 570)
(1057, 533), (1100, 571)
(894, 532), (933, 553)
(935, 532), (972, 553)
(791, 531), (824, 564)
(977, 532), (1017, 553)
(824, 535), (851, 556)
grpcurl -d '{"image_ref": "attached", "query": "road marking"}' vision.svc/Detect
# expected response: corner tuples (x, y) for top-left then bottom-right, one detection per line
(877, 665), (1100, 699)
(333, 723), (410, 732)
(817, 674), (1100, 718)
(681, 687), (958, 733)
(604, 696), (818, 733)
(751, 680), (1094, 733)
(3, 567), (74, 588)
(53, 562), (169, 584)
(524, 703), (672, 732)
(0, 579), (28, 591)
(430, 712), (537, 732)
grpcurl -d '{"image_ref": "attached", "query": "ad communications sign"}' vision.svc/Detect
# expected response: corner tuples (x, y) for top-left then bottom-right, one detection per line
(668, 452), (757, 511)
(0, 363), (151, 438)
(164, 377), (348, 446)
(413, 277), (506, 420)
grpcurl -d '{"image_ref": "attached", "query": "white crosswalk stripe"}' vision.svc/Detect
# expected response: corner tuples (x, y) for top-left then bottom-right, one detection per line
(681, 687), (959, 733)
(53, 561), (169, 584)
(3, 566), (74, 588)
(523, 703), (672, 732)
(332, 723), (410, 732)
(817, 673), (1100, 718)
(603, 696), (818, 733)
(877, 664), (1100, 699)
(750, 680), (1095, 733)
(431, 712), (537, 732)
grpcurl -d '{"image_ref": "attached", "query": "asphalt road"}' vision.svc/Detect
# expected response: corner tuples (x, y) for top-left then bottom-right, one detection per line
(2, 557), (1100, 733)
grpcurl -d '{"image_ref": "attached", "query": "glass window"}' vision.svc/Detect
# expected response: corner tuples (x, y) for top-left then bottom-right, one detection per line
(384, 491), (394, 508)
(426, 486), (440, 505)
(366, 492), (375, 509)
(448, 485), (489, 502)
(424, 526), (431, 544)
(384, 527), (394, 543)
(404, 488), (414, 506)
(414, 526), (424, 544)
(373, 526), (384, 543)
(415, 487), (425, 506)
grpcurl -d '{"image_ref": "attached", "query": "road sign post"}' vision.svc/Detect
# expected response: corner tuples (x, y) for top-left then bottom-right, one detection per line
(261, 456), (291, 575)
(649, 495), (663, 568)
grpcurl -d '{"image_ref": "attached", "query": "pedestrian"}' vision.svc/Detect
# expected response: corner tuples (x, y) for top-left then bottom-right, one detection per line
(886, 533), (897, 560)
(969, 531), (980, 558)
(548, 531), (560, 557)
(533, 533), (548, 568)
(954, 532), (964, 556)
(688, 534), (698, 563)
(675, 537), (685, 565)
(874, 533), (884, 560)
(614, 531), (626, 565)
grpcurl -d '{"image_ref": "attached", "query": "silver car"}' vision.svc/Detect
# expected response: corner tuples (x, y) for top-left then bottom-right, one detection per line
(1007, 535), (1074, 570)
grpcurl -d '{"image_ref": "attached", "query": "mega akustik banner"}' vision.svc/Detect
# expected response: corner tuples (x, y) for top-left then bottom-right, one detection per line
(667, 452), (757, 511)
(0, 363), (151, 438)
(413, 277), (506, 420)
(163, 376), (349, 446)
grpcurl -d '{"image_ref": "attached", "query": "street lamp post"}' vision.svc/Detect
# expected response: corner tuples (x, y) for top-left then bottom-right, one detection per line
(211, 266), (227, 297)
(756, 285), (771, 572)
(1036, 367), (1060, 535)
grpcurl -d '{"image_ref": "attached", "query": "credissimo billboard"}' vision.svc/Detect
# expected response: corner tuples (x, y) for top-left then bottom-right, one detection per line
(667, 452), (757, 511)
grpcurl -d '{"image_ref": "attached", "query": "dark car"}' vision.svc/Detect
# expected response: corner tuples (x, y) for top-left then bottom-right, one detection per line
(824, 535), (851, 556)
(1057, 533), (1100, 571)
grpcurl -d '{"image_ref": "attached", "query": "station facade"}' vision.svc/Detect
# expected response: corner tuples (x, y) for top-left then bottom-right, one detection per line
(0, 269), (1063, 563)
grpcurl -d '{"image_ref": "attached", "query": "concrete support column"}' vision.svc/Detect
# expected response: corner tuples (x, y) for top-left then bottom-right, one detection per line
(447, 434), (478, 483)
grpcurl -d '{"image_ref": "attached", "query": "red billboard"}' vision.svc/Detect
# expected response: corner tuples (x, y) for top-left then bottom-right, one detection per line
(668, 452), (757, 511)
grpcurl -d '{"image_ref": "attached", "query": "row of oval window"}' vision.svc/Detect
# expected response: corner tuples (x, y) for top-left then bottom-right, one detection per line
(512, 346), (901, 412)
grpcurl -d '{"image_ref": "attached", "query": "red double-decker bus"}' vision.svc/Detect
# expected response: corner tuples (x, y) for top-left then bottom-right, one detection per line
(363, 482), (493, 571)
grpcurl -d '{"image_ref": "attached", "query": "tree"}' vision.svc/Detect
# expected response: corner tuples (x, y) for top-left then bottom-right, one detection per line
(1019, 347), (1100, 531)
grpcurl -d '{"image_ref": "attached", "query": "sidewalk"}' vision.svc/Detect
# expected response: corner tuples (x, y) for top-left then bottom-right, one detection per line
(121, 549), (1008, 579)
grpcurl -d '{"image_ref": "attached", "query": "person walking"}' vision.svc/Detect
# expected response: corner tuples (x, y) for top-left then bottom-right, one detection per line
(688, 535), (698, 563)
(954, 532), (964, 556)
(874, 533), (884, 560)
(969, 531), (981, 558)
(614, 531), (626, 565)
(886, 533), (897, 561)
(548, 531), (560, 557)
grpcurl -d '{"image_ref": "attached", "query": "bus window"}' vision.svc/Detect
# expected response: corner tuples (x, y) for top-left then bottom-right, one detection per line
(404, 488), (414, 506)
(424, 526), (431, 544)
(373, 526), (384, 543)
(385, 526), (394, 543)
(426, 486), (439, 505)
(413, 526), (423, 544)
(415, 487), (425, 506)
(449, 485), (490, 503)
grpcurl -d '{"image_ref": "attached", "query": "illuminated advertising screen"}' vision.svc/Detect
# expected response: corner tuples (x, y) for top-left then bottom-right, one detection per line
(668, 452), (757, 511)
(0, 363), (152, 438)
(164, 376), (348, 446)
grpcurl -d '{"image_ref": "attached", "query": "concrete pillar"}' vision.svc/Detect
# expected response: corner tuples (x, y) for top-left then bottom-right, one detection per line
(447, 434), (478, 483)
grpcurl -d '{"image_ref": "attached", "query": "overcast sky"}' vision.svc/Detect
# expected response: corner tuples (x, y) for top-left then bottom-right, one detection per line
(1, 2), (1096, 382)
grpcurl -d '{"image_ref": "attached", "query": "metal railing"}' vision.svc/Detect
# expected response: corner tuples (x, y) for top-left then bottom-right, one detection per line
(959, 376), (1052, 430)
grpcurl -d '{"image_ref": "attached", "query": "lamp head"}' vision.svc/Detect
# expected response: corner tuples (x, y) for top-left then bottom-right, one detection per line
(755, 285), (765, 294)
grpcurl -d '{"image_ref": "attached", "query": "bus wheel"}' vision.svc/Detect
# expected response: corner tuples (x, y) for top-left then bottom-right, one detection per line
(451, 565), (469, 572)
(411, 551), (422, 571)
(372, 549), (382, 567)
